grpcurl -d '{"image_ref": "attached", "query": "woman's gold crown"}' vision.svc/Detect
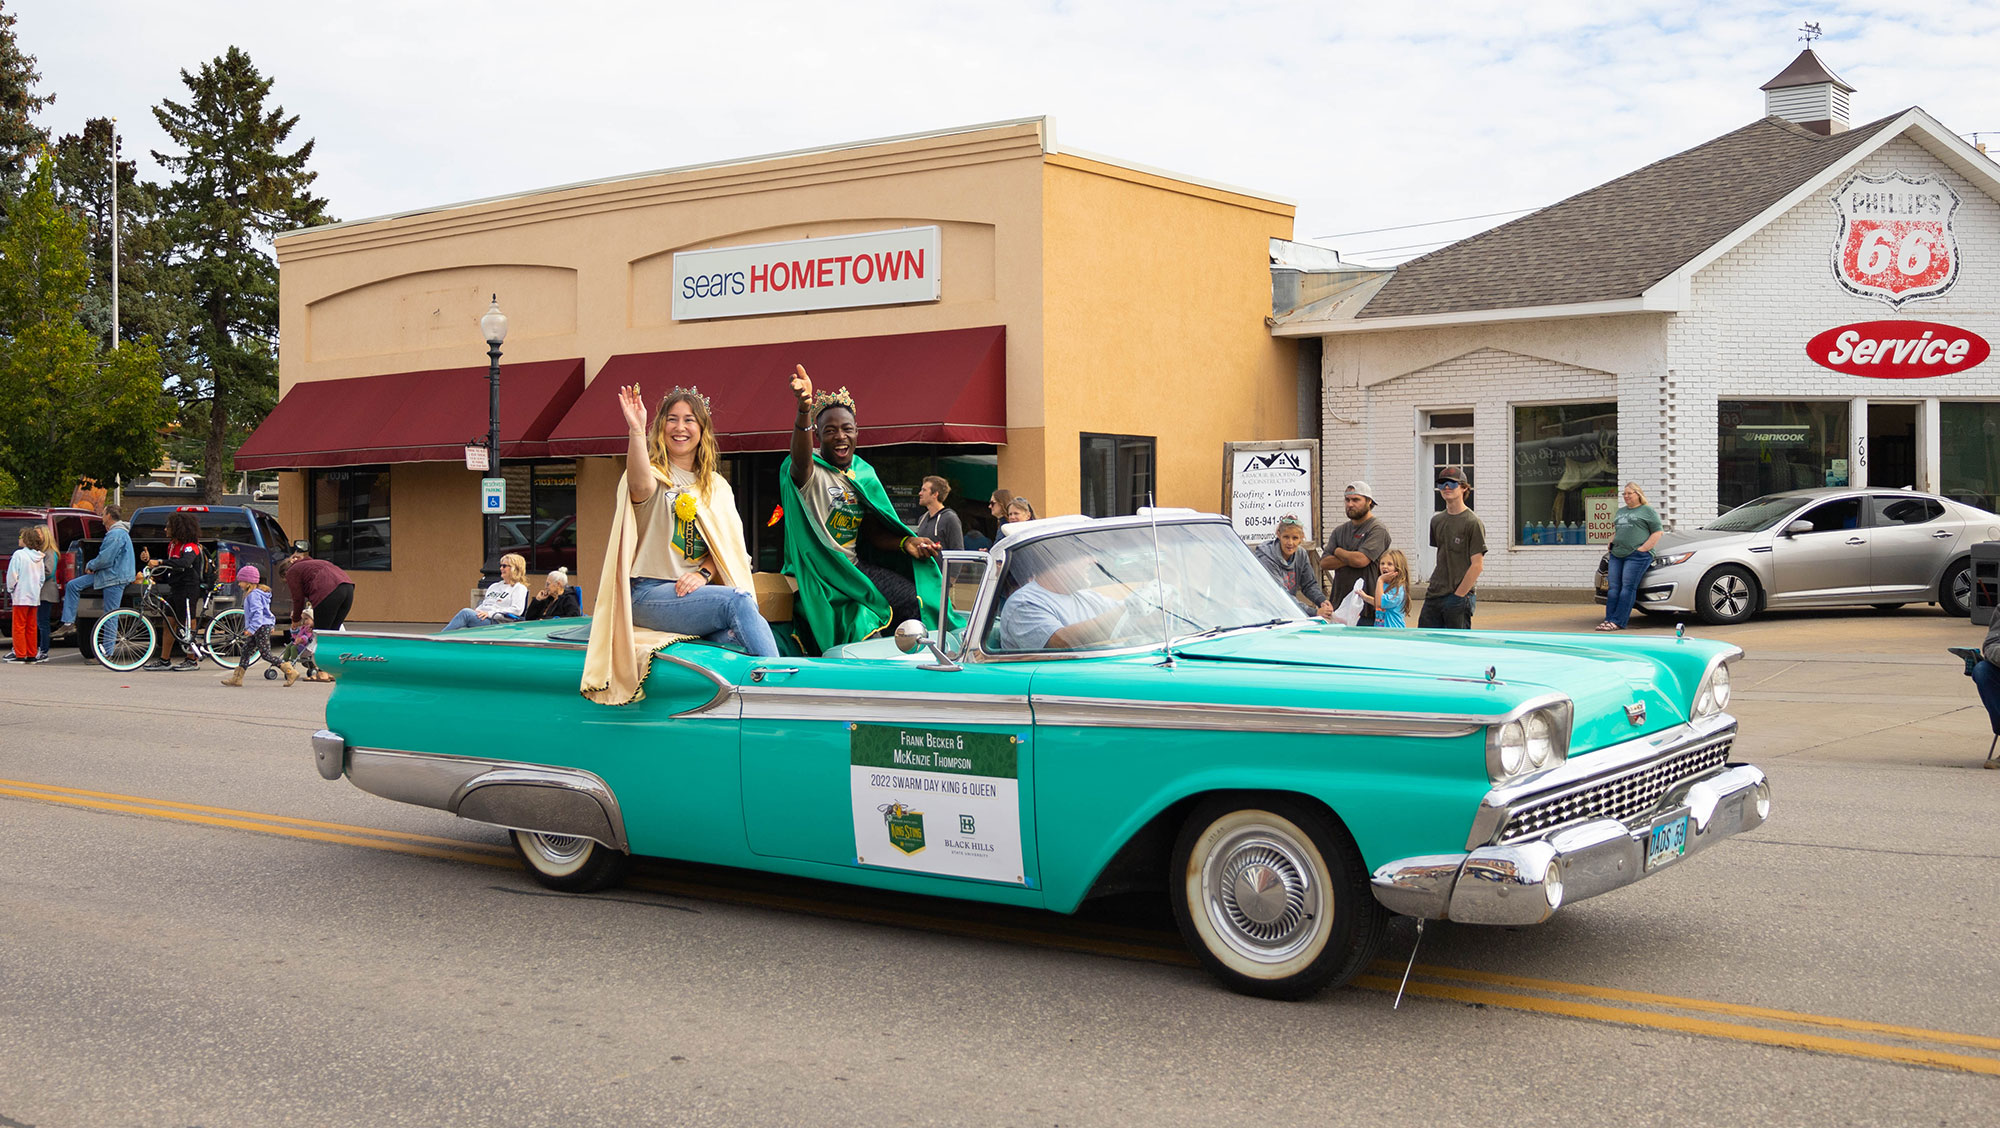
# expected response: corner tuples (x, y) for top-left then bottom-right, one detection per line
(661, 386), (711, 415)
(811, 386), (858, 416)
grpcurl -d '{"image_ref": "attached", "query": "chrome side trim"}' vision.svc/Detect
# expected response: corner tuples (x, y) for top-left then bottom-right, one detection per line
(1030, 695), (1484, 738)
(333, 628), (586, 651)
(343, 748), (630, 852)
(737, 686), (1033, 727)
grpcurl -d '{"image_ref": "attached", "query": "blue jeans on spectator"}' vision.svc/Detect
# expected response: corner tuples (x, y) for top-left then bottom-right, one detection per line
(631, 577), (779, 657)
(60, 576), (125, 625)
(1972, 659), (2000, 734)
(1604, 550), (1653, 627)
(442, 608), (518, 632)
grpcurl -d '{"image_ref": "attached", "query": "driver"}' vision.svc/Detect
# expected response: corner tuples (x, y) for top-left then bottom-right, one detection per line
(997, 540), (1142, 651)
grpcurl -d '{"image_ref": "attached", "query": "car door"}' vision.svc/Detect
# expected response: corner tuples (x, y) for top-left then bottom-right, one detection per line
(1866, 495), (1954, 597)
(738, 656), (1042, 895)
(1767, 495), (1868, 604)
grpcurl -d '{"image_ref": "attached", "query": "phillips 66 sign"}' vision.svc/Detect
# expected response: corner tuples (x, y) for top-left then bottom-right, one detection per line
(1830, 171), (1961, 308)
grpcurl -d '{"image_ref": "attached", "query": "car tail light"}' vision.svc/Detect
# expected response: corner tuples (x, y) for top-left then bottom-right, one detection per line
(56, 549), (76, 586)
(218, 548), (237, 583)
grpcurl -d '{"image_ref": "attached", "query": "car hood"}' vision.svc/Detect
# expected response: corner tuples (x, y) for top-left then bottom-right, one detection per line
(1168, 623), (1711, 752)
(1653, 527), (1761, 553)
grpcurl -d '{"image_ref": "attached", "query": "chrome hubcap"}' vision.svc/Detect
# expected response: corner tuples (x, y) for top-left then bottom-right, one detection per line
(1203, 826), (1322, 963)
(530, 833), (590, 865)
(1710, 575), (1750, 617)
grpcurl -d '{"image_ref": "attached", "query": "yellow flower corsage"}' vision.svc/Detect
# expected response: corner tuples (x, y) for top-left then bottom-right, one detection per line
(673, 491), (699, 522)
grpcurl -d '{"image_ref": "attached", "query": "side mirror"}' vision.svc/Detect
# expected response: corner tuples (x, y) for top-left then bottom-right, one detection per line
(894, 618), (960, 671)
(1782, 519), (1814, 537)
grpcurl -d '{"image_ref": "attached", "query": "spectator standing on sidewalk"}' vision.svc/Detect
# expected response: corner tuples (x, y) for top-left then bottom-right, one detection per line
(915, 476), (964, 551)
(7, 526), (48, 662)
(1599, 482), (1663, 631)
(51, 505), (135, 644)
(1418, 466), (1485, 629)
(279, 550), (355, 633)
(1320, 482), (1391, 627)
(1256, 514), (1333, 618)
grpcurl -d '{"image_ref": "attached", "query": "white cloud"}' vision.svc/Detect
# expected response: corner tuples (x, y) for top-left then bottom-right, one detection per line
(20, 1), (2000, 262)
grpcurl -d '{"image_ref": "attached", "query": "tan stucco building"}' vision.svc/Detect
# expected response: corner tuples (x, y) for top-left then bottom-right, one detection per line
(245, 118), (1301, 620)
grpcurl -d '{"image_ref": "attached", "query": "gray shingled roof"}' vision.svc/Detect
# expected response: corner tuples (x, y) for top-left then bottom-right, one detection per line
(1357, 111), (1904, 320)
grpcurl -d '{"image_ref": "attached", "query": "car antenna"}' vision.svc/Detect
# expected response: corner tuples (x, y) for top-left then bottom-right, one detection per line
(1148, 492), (1175, 668)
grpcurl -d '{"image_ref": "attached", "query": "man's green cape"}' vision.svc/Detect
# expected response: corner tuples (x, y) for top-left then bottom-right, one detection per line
(779, 452), (955, 650)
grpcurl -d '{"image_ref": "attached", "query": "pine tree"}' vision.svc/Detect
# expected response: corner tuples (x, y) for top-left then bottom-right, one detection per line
(52, 118), (191, 359)
(0, 157), (170, 504)
(0, 0), (51, 184)
(151, 46), (331, 502)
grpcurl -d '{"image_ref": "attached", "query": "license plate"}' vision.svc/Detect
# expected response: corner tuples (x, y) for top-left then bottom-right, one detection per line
(1645, 813), (1689, 871)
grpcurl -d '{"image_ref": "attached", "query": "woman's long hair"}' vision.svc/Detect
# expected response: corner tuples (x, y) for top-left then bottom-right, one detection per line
(647, 390), (719, 498)
(166, 509), (199, 548)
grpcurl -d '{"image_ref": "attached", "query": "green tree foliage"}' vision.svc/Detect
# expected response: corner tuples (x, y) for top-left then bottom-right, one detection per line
(0, 158), (170, 505)
(52, 118), (192, 363)
(0, 0), (52, 184)
(152, 46), (330, 502)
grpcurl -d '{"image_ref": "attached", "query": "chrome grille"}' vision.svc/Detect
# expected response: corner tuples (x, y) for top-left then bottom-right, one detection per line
(1498, 737), (1734, 843)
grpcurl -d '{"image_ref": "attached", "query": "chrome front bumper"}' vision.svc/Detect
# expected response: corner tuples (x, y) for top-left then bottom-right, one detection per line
(1370, 761), (1770, 925)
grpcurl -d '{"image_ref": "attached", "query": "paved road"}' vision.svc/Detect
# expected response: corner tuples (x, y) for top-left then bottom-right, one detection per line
(2, 606), (1996, 1126)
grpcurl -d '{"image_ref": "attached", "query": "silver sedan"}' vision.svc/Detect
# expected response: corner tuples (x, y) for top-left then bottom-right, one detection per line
(1594, 487), (2000, 624)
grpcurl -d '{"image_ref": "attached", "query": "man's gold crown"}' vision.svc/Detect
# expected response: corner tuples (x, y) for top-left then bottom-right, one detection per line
(811, 386), (858, 417)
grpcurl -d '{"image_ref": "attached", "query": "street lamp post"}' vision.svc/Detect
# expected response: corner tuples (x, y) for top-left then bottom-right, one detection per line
(480, 295), (509, 580)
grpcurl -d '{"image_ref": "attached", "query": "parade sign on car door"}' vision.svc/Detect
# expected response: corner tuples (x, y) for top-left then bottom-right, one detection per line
(850, 723), (1025, 885)
(673, 226), (942, 320)
(1830, 171), (1960, 308)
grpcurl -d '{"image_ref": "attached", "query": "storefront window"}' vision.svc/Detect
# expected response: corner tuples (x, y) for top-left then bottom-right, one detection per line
(1513, 404), (1617, 545)
(1717, 401), (1850, 513)
(493, 462), (578, 578)
(1081, 433), (1155, 518)
(310, 468), (392, 570)
(732, 446), (1001, 572)
(1941, 403), (2000, 513)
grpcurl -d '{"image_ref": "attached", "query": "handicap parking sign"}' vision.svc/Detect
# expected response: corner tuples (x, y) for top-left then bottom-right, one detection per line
(481, 477), (505, 513)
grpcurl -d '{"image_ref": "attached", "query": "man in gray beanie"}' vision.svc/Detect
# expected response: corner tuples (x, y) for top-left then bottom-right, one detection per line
(1320, 481), (1391, 626)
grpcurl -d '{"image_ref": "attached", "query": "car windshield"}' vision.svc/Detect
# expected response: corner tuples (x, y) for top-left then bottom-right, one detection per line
(1705, 495), (1812, 533)
(986, 520), (1304, 653)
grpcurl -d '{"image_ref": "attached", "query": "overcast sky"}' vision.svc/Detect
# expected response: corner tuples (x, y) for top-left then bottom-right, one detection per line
(19, 1), (2000, 264)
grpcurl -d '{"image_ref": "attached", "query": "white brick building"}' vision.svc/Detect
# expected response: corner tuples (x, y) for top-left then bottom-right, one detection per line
(1276, 51), (2000, 600)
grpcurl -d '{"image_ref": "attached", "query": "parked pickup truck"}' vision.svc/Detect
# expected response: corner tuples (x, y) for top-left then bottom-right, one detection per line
(69, 504), (299, 659)
(0, 507), (108, 639)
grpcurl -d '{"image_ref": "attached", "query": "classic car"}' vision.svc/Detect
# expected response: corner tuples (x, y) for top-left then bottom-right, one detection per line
(1593, 486), (1999, 624)
(312, 510), (1768, 999)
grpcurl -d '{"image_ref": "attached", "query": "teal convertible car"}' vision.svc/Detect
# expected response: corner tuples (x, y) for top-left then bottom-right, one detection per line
(312, 511), (1768, 999)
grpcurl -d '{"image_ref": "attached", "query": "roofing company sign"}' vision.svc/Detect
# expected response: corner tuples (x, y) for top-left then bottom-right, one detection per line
(672, 226), (942, 321)
(1830, 171), (1961, 308)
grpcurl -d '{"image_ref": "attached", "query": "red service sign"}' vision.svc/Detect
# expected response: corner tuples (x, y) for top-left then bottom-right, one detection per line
(1806, 320), (1990, 379)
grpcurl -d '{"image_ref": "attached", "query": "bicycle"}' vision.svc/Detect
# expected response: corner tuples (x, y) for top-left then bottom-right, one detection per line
(93, 565), (252, 673)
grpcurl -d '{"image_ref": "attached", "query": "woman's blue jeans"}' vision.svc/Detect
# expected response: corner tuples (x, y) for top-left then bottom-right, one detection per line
(631, 577), (779, 657)
(1604, 550), (1653, 627)
(442, 608), (518, 631)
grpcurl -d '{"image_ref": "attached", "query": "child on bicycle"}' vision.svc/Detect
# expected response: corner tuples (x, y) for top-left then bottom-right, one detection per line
(220, 565), (298, 687)
(138, 509), (205, 671)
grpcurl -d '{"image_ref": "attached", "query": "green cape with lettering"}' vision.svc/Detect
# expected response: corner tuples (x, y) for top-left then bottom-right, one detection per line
(779, 452), (953, 650)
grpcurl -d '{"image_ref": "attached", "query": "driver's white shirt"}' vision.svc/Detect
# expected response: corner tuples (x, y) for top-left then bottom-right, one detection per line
(998, 579), (1116, 650)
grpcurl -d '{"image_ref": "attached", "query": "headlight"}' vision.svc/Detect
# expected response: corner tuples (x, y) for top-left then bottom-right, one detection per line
(1652, 551), (1696, 568)
(1692, 660), (1733, 717)
(1487, 702), (1571, 782)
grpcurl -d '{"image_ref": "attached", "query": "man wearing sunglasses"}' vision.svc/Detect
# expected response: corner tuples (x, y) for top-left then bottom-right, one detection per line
(1419, 466), (1485, 629)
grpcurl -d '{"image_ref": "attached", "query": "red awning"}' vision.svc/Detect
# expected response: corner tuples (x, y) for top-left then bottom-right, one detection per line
(545, 325), (1006, 456)
(235, 359), (586, 470)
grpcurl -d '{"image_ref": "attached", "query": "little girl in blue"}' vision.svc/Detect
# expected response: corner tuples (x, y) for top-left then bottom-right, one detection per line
(1369, 549), (1411, 628)
(220, 565), (300, 686)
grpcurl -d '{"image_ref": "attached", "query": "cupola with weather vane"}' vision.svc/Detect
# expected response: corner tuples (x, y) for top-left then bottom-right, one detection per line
(1761, 24), (1855, 136)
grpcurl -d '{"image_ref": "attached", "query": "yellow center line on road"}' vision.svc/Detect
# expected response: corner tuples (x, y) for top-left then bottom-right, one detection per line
(0, 776), (514, 856)
(9, 776), (1997, 1074)
(0, 784), (512, 868)
(1350, 975), (2000, 1078)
